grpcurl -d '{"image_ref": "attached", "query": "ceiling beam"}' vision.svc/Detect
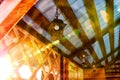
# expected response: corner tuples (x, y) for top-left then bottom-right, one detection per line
(102, 18), (120, 35)
(105, 0), (114, 64)
(0, 0), (37, 40)
(27, 6), (50, 31)
(84, 0), (107, 63)
(17, 20), (50, 44)
(53, 0), (99, 62)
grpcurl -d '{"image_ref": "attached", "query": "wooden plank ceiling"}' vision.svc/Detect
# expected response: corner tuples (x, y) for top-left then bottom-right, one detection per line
(17, 0), (120, 70)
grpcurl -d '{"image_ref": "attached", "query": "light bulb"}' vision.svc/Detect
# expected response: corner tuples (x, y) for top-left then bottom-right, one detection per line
(54, 25), (59, 30)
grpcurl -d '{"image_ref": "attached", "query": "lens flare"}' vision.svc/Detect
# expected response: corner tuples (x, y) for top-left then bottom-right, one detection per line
(0, 57), (13, 80)
(18, 65), (32, 79)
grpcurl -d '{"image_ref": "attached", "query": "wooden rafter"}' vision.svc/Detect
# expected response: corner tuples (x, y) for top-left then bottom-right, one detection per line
(105, 0), (114, 65)
(84, 0), (107, 64)
(0, 0), (37, 40)
(17, 20), (50, 44)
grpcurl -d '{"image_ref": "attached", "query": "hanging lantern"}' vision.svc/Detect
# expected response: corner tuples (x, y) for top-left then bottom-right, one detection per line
(49, 8), (66, 41)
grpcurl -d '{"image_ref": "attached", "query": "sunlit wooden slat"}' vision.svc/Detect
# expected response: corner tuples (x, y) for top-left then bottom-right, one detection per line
(0, 0), (37, 40)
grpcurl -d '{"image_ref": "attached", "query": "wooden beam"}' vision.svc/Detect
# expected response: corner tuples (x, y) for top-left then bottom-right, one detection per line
(102, 18), (120, 35)
(105, 0), (114, 65)
(0, 0), (37, 40)
(17, 20), (50, 44)
(27, 6), (50, 31)
(84, 0), (107, 64)
(60, 55), (63, 80)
